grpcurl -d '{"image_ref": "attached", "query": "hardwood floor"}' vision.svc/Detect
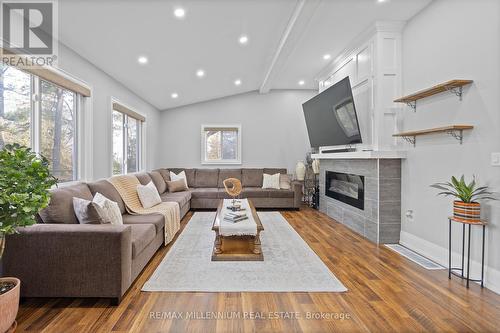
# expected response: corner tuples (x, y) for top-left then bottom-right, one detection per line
(16, 207), (500, 332)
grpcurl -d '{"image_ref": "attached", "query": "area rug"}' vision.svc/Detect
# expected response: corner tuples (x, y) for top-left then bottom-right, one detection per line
(142, 212), (347, 292)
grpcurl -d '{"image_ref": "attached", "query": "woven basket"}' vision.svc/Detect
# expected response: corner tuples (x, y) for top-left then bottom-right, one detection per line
(453, 201), (481, 223)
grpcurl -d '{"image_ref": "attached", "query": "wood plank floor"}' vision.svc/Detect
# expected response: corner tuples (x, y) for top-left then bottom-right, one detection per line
(16, 207), (500, 332)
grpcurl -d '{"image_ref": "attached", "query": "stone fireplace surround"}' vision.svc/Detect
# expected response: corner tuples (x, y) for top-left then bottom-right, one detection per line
(316, 155), (403, 244)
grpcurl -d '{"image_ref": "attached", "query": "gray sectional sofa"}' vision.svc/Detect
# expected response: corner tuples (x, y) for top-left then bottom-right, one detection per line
(2, 168), (301, 304)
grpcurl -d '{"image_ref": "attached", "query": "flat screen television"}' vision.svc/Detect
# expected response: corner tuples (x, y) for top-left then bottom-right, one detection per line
(302, 76), (362, 148)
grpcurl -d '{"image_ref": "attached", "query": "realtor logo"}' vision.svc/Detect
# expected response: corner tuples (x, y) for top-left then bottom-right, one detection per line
(1, 0), (58, 67)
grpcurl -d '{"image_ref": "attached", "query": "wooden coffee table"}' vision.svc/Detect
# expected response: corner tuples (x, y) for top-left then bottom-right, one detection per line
(212, 199), (264, 261)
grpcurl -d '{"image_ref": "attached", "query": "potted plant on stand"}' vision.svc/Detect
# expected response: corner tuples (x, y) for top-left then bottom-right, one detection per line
(0, 144), (57, 332)
(431, 175), (496, 223)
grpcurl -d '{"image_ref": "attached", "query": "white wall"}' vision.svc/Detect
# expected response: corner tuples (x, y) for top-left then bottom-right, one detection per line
(399, 0), (500, 292)
(157, 90), (316, 172)
(57, 43), (161, 180)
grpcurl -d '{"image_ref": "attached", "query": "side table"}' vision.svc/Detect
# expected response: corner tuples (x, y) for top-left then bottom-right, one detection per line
(448, 217), (487, 288)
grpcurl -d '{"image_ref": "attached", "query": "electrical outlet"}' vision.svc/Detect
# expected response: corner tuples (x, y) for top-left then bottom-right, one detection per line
(491, 153), (500, 166)
(405, 210), (414, 222)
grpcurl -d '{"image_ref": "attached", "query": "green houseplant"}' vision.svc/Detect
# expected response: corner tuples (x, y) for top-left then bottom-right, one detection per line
(431, 175), (496, 223)
(0, 143), (57, 332)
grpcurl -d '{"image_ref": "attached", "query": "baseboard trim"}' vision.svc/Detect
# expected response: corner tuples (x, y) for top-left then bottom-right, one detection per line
(400, 231), (500, 295)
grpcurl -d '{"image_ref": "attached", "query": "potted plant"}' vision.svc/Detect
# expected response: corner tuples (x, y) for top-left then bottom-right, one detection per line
(0, 144), (57, 332)
(431, 175), (496, 223)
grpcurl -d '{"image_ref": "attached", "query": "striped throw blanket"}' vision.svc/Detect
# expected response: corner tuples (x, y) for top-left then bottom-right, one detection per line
(108, 175), (180, 245)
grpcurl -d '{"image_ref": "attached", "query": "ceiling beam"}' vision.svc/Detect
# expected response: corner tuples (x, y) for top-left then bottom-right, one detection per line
(259, 0), (306, 94)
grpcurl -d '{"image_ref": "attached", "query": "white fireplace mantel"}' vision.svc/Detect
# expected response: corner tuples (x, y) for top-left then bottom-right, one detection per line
(312, 150), (407, 160)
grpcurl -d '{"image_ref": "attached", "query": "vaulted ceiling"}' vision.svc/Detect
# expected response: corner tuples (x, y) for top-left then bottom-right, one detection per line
(57, 0), (432, 110)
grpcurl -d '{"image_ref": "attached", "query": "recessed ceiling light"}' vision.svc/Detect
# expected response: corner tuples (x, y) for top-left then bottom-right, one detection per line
(171, 92), (178, 99)
(298, 80), (305, 86)
(377, 0), (388, 3)
(234, 79), (242, 86)
(238, 35), (249, 45)
(323, 54), (331, 60)
(196, 69), (205, 78)
(137, 56), (148, 65)
(174, 7), (186, 18)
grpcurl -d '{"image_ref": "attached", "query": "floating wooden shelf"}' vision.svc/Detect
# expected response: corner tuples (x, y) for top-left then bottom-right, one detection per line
(394, 79), (473, 111)
(393, 125), (473, 147)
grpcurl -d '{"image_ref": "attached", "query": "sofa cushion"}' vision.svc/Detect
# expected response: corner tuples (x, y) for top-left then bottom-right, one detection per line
(167, 179), (188, 193)
(169, 168), (196, 187)
(153, 168), (171, 183)
(160, 191), (192, 207)
(87, 179), (126, 214)
(195, 169), (219, 188)
(149, 171), (167, 194)
(190, 188), (219, 199)
(242, 187), (270, 198)
(242, 169), (263, 187)
(135, 172), (152, 185)
(263, 168), (287, 175)
(129, 224), (156, 259)
(218, 169), (242, 187)
(38, 183), (93, 224)
(266, 189), (294, 198)
(122, 213), (164, 234)
(217, 188), (233, 199)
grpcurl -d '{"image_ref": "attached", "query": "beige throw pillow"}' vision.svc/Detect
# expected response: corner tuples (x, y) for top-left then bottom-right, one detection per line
(167, 179), (188, 193)
(170, 170), (188, 189)
(262, 173), (281, 189)
(73, 197), (104, 224)
(93, 192), (123, 225)
(137, 181), (162, 209)
(280, 174), (292, 190)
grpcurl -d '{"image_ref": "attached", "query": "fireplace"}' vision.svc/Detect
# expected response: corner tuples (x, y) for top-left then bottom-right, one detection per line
(325, 171), (364, 210)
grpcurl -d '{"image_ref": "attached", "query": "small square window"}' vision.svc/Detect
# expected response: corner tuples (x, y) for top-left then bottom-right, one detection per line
(201, 125), (241, 165)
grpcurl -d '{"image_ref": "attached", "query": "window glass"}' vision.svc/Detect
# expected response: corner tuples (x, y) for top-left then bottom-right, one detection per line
(112, 110), (124, 175)
(0, 65), (31, 148)
(40, 80), (77, 182)
(127, 116), (138, 173)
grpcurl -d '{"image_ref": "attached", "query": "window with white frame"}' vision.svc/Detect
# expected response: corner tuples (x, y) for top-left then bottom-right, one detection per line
(112, 102), (144, 175)
(0, 64), (81, 182)
(201, 125), (241, 164)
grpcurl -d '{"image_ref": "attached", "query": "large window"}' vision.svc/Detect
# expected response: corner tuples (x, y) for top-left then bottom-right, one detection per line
(0, 65), (79, 182)
(201, 125), (241, 164)
(112, 102), (143, 175)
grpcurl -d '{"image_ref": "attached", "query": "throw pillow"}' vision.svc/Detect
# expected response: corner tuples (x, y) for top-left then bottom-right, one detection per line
(280, 174), (292, 190)
(93, 192), (123, 225)
(170, 170), (188, 189)
(167, 179), (188, 193)
(149, 171), (167, 194)
(73, 197), (104, 224)
(137, 181), (162, 209)
(262, 173), (281, 189)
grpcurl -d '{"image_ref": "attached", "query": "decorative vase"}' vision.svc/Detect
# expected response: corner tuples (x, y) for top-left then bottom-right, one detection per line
(312, 159), (320, 174)
(295, 161), (306, 181)
(0, 277), (20, 333)
(453, 201), (481, 223)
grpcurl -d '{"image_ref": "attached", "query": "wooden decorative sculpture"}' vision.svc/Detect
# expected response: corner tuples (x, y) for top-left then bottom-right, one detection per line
(223, 178), (242, 206)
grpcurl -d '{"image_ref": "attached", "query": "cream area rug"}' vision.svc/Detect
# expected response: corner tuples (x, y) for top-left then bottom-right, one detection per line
(142, 212), (347, 292)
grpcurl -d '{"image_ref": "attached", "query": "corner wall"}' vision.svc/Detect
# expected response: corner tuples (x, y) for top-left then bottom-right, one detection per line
(399, 0), (500, 292)
(157, 90), (316, 172)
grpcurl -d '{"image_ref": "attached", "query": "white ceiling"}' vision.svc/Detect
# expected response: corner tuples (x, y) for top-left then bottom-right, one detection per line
(58, 0), (432, 110)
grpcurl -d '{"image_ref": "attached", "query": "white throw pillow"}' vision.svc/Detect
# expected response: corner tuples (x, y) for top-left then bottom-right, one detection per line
(170, 170), (189, 189)
(262, 173), (281, 189)
(137, 181), (162, 209)
(93, 192), (123, 225)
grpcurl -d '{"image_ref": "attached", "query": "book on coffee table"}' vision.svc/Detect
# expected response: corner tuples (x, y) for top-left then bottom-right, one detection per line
(224, 212), (248, 223)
